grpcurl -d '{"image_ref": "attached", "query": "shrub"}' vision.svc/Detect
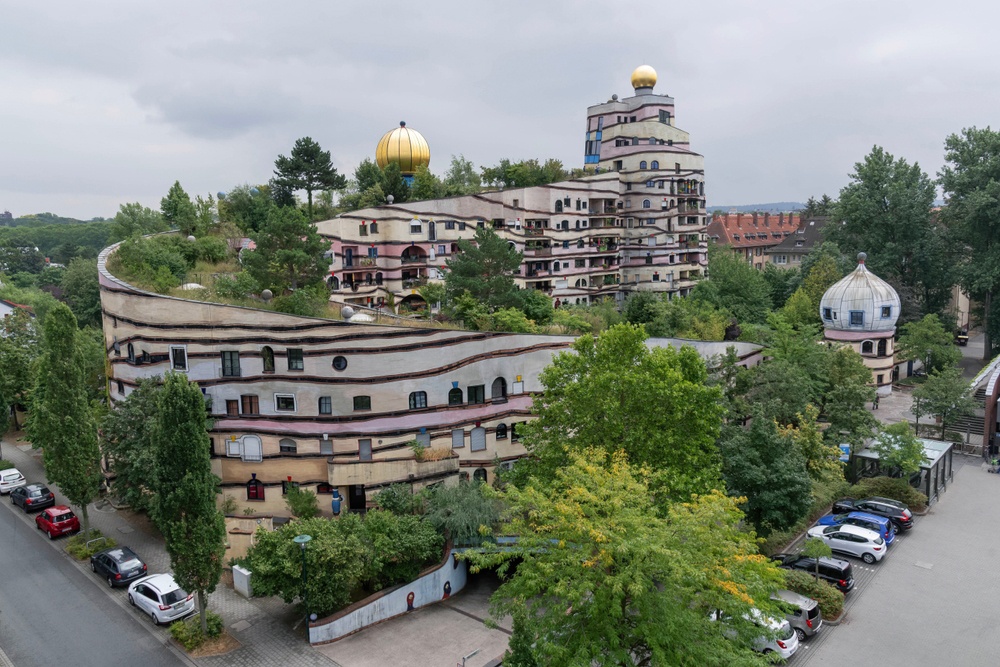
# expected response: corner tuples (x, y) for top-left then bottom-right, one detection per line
(65, 531), (118, 560)
(285, 485), (319, 519)
(848, 476), (928, 512)
(0, 460), (13, 471)
(213, 272), (259, 301)
(169, 611), (224, 651)
(423, 481), (504, 545)
(374, 483), (420, 515)
(783, 569), (844, 620)
(271, 285), (328, 317)
(220, 494), (238, 515)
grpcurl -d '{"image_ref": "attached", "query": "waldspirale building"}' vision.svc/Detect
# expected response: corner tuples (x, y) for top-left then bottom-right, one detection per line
(319, 65), (709, 312)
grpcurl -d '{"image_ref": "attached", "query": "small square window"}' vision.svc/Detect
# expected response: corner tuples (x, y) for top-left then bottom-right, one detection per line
(287, 349), (304, 371)
(849, 311), (864, 327)
(822, 308), (832, 321)
(881, 306), (891, 318)
(274, 394), (296, 412)
(281, 480), (300, 495)
(221, 350), (241, 377)
(353, 395), (371, 411)
(226, 400), (239, 417)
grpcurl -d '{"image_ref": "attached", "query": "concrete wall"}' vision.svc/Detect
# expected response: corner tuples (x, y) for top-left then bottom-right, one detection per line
(308, 546), (468, 645)
(224, 515), (273, 562)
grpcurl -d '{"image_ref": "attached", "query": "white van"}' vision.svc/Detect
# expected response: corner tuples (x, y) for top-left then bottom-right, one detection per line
(0, 468), (27, 494)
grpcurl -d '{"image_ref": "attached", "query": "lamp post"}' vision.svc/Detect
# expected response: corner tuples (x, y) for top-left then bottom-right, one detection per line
(293, 534), (313, 627)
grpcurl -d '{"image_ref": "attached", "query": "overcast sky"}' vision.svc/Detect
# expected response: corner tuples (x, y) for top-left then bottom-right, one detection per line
(2, 0), (997, 219)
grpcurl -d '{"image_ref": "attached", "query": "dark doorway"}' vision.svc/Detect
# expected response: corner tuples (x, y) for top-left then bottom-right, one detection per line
(348, 485), (367, 513)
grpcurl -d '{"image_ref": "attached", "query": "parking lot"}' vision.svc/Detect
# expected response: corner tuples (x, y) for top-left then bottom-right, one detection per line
(794, 455), (1000, 665)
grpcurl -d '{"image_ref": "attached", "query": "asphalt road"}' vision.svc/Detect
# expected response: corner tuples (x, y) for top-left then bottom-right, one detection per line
(0, 500), (188, 667)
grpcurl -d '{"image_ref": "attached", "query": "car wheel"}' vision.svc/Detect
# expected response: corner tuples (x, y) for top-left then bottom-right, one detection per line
(107, 576), (115, 588)
(862, 552), (876, 564)
(128, 594), (136, 607)
(795, 628), (806, 642)
(90, 561), (97, 572)
(151, 611), (160, 626)
(48, 530), (55, 540)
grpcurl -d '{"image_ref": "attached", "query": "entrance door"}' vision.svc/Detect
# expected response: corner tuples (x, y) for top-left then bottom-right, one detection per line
(348, 485), (366, 513)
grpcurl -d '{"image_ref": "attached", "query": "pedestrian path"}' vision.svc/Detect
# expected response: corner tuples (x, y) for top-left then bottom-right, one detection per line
(0, 433), (340, 667)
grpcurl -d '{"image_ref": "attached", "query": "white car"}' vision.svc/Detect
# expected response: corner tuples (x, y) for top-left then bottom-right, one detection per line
(807, 523), (886, 564)
(127, 574), (196, 625)
(0, 468), (26, 495)
(710, 609), (799, 659)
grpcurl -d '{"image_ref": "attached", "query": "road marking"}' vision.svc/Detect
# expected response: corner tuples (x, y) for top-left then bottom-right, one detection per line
(0, 643), (14, 667)
(913, 561), (934, 570)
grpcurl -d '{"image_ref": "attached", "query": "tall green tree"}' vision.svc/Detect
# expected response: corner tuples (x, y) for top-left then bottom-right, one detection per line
(823, 347), (878, 449)
(152, 373), (226, 633)
(273, 137), (347, 220)
(60, 258), (102, 328)
(801, 254), (844, 315)
(445, 226), (523, 312)
(469, 449), (786, 667)
(108, 202), (167, 242)
(801, 195), (835, 217)
(379, 162), (410, 204)
(160, 181), (198, 237)
(480, 158), (567, 188)
(896, 314), (962, 373)
(691, 245), (772, 325)
(718, 413), (812, 536)
(939, 127), (1000, 360)
(911, 367), (977, 439)
(778, 404), (844, 484)
(0, 308), (37, 430)
(409, 165), (444, 201)
(443, 155), (482, 196)
(101, 379), (162, 512)
(26, 303), (101, 534)
(243, 206), (329, 292)
(218, 184), (274, 234)
(761, 263), (800, 309)
(870, 422), (927, 477)
(832, 146), (952, 321)
(523, 323), (724, 504)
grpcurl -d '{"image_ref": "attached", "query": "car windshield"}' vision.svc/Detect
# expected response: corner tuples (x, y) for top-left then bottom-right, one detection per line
(779, 621), (794, 641)
(162, 589), (188, 605)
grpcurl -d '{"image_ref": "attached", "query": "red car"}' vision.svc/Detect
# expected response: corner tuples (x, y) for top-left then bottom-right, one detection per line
(35, 505), (80, 539)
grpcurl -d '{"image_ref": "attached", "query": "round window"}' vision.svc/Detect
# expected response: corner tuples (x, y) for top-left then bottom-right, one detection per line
(332, 356), (347, 371)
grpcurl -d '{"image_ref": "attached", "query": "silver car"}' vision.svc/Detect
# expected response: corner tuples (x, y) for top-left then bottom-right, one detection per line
(807, 523), (886, 564)
(772, 589), (822, 641)
(127, 574), (196, 625)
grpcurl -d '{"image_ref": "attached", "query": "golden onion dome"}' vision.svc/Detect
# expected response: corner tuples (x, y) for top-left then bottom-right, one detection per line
(630, 65), (657, 90)
(375, 121), (430, 174)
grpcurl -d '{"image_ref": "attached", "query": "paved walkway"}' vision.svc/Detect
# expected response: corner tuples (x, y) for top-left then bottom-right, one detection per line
(0, 432), (340, 667)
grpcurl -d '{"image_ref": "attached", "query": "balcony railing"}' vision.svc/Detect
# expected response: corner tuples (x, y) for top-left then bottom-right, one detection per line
(400, 254), (427, 264)
(402, 277), (428, 289)
(526, 247), (552, 257)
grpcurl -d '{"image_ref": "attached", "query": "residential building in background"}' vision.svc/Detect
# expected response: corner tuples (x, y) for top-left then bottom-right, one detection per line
(708, 212), (801, 268)
(764, 216), (830, 267)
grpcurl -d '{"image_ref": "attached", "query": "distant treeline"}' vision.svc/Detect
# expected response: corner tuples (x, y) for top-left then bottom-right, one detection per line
(0, 212), (110, 227)
(0, 221), (113, 262)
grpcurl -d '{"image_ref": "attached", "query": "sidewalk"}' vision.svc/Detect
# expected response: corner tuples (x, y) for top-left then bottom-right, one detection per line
(0, 432), (340, 667)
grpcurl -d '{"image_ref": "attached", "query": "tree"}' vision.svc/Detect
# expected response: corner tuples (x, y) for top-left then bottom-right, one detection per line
(740, 360), (815, 425)
(101, 379), (161, 512)
(780, 286), (818, 328)
(379, 162), (410, 204)
(799, 537), (833, 581)
(480, 158), (567, 189)
(108, 202), (167, 242)
(823, 347), (878, 450)
(273, 137), (347, 220)
(151, 372), (226, 633)
(0, 242), (45, 274)
(409, 165), (443, 201)
(515, 288), (554, 325)
(801, 254), (843, 314)
(623, 291), (661, 325)
(777, 404), (844, 484)
(831, 146), (951, 321)
(469, 449), (787, 667)
(647, 296), (729, 341)
(718, 414), (812, 536)
(939, 127), (1000, 360)
(60, 258), (101, 328)
(193, 194), (216, 236)
(442, 155), (482, 196)
(285, 485), (319, 519)
(896, 314), (962, 373)
(524, 324), (725, 504)
(870, 422), (927, 477)
(26, 303), (101, 534)
(422, 480), (504, 545)
(445, 226), (522, 312)
(218, 184), (274, 235)
(761, 263), (800, 310)
(911, 367), (977, 439)
(160, 181), (198, 237)
(357, 510), (443, 591)
(690, 245), (772, 325)
(0, 308), (37, 430)
(243, 206), (329, 292)
(801, 195), (835, 217)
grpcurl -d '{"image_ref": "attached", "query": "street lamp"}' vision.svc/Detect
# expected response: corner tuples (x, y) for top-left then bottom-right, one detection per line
(293, 534), (313, 625)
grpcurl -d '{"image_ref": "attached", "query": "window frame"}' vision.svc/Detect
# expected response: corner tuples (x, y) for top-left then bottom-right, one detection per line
(279, 438), (298, 453)
(274, 393), (297, 413)
(261, 346), (275, 373)
(353, 395), (371, 411)
(246, 479), (265, 501)
(467, 385), (486, 405)
(318, 396), (332, 415)
(169, 346), (188, 372)
(240, 394), (260, 416)
(409, 391), (428, 410)
(849, 310), (865, 327)
(287, 348), (304, 371)
(448, 388), (464, 406)
(221, 350), (241, 377)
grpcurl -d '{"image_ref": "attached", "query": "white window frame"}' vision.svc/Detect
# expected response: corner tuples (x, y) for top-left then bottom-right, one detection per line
(169, 345), (188, 372)
(241, 435), (263, 463)
(274, 393), (297, 413)
(226, 437), (242, 458)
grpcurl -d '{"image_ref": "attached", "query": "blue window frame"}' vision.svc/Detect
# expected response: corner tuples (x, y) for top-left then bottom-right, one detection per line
(849, 311), (864, 327)
(881, 306), (892, 318)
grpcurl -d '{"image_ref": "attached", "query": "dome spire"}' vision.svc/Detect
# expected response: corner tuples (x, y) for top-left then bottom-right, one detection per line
(857, 251), (867, 265)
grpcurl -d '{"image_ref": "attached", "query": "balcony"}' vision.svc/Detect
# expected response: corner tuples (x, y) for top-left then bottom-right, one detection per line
(402, 277), (428, 289)
(400, 253), (427, 264)
(328, 454), (459, 487)
(526, 246), (552, 257)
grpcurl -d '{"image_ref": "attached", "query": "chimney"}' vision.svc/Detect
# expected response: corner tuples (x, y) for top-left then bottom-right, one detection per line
(736, 213), (743, 227)
(752, 213), (758, 226)
(764, 212), (770, 226)
(779, 212), (784, 224)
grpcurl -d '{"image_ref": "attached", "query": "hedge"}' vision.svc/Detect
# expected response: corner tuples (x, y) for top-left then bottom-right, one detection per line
(169, 611), (224, 651)
(847, 476), (928, 512)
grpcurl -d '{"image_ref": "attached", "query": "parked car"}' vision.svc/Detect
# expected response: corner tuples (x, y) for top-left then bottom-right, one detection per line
(772, 589), (822, 642)
(770, 553), (855, 592)
(807, 524), (886, 564)
(127, 574), (196, 625)
(815, 511), (896, 546)
(831, 497), (913, 531)
(10, 484), (55, 513)
(90, 546), (148, 588)
(35, 505), (80, 539)
(0, 468), (26, 495)
(710, 608), (799, 659)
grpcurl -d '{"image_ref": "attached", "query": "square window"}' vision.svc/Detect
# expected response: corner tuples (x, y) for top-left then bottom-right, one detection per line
(822, 308), (832, 321)
(881, 306), (892, 318)
(170, 346), (187, 371)
(287, 349), (304, 371)
(353, 395), (371, 411)
(226, 400), (239, 417)
(467, 385), (485, 405)
(221, 351), (241, 377)
(281, 480), (300, 495)
(274, 394), (296, 412)
(849, 311), (864, 327)
(240, 395), (259, 415)
(320, 438), (333, 455)
(319, 396), (332, 415)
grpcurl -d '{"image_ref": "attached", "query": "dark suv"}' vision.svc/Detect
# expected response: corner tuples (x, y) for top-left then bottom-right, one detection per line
(831, 497), (913, 531)
(770, 553), (855, 593)
(90, 547), (148, 588)
(10, 484), (55, 513)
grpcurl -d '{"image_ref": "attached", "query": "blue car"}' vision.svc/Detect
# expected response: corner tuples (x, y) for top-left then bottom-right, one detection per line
(815, 511), (896, 546)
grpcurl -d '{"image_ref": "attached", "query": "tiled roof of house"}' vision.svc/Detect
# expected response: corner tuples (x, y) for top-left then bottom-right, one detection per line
(707, 212), (801, 250)
(765, 216), (831, 254)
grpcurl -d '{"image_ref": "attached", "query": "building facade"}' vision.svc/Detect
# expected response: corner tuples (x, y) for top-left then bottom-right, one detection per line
(707, 212), (801, 269)
(318, 65), (708, 312)
(764, 216), (830, 267)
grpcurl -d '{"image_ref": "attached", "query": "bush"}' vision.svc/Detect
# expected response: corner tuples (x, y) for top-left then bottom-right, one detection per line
(784, 569), (844, 620)
(848, 476), (928, 512)
(374, 483), (420, 515)
(169, 611), (224, 651)
(0, 460), (13, 471)
(271, 285), (328, 317)
(760, 477), (850, 555)
(285, 485), (319, 519)
(65, 531), (118, 560)
(213, 272), (259, 301)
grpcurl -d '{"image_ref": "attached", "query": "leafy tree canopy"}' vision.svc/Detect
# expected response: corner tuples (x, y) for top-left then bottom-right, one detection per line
(445, 226), (522, 312)
(244, 206), (329, 292)
(870, 422), (927, 477)
(911, 366), (977, 439)
(690, 245), (772, 325)
(160, 181), (198, 237)
(109, 202), (167, 242)
(480, 158), (567, 189)
(897, 314), (962, 373)
(273, 137), (347, 220)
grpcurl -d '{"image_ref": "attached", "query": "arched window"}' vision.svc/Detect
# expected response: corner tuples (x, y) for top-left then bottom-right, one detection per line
(639, 161), (648, 170)
(651, 160), (659, 169)
(246, 478), (264, 501)
(642, 199), (651, 209)
(409, 391), (428, 410)
(555, 200), (563, 212)
(127, 343), (135, 362)
(861, 341), (874, 355)
(877, 339), (887, 357)
(448, 387), (463, 406)
(369, 221), (378, 233)
(473, 468), (488, 483)
(279, 438), (297, 453)
(328, 275), (339, 290)
(491, 377), (507, 400)
(496, 423), (508, 440)
(577, 239), (585, 249)
(375, 272), (383, 285)
(261, 346), (275, 373)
